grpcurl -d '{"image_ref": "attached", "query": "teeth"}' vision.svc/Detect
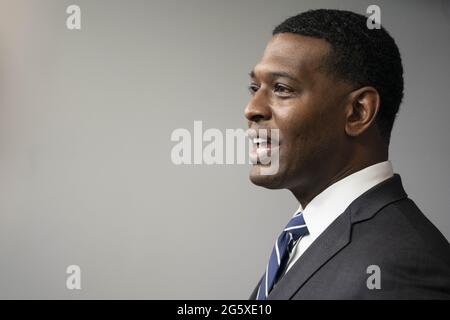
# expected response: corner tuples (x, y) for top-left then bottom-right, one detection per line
(253, 138), (269, 144)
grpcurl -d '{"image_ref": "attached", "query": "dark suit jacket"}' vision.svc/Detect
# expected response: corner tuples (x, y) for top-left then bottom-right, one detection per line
(249, 174), (450, 299)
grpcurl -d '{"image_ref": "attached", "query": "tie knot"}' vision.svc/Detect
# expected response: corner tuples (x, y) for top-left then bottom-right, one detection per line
(283, 212), (309, 241)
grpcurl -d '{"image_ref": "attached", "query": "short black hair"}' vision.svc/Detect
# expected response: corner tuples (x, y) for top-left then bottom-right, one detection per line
(273, 9), (404, 144)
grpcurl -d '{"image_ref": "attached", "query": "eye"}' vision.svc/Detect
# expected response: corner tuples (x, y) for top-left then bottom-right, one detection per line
(248, 83), (260, 95)
(273, 83), (294, 97)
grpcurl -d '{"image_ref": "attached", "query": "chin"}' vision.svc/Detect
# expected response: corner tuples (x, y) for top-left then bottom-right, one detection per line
(249, 164), (287, 189)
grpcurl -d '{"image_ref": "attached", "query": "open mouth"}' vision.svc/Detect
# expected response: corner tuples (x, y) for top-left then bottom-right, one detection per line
(248, 130), (280, 165)
(253, 137), (272, 149)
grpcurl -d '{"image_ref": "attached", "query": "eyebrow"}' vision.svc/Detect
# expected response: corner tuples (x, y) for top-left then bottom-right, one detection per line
(249, 70), (299, 82)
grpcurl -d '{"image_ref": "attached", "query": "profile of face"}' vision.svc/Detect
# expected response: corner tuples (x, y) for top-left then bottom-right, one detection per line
(245, 33), (357, 193)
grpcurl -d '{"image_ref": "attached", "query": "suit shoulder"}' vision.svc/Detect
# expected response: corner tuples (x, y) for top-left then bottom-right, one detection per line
(391, 199), (449, 252)
(355, 197), (450, 264)
(347, 199), (450, 298)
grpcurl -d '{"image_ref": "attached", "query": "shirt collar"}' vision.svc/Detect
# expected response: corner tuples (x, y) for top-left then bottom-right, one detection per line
(295, 161), (394, 242)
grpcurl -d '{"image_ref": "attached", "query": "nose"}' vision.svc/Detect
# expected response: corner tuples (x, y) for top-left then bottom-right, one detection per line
(244, 90), (272, 124)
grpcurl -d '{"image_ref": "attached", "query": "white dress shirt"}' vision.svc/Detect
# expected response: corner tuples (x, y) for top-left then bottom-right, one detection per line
(284, 161), (394, 274)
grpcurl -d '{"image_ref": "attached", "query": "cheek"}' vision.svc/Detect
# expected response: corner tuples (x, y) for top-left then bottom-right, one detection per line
(278, 105), (323, 144)
(275, 115), (317, 168)
(278, 105), (341, 161)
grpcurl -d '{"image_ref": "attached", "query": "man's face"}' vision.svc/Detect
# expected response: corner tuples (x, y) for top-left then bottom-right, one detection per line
(245, 33), (353, 191)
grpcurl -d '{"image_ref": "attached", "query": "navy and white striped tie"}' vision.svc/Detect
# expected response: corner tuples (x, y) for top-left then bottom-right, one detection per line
(256, 211), (309, 300)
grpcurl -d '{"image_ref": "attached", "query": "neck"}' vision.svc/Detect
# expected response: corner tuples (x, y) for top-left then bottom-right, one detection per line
(290, 149), (388, 209)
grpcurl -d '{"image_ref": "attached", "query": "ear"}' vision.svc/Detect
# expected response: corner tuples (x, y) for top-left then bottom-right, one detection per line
(344, 86), (380, 137)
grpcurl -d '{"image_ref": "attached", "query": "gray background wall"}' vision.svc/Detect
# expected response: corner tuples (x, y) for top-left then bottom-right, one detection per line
(0, 0), (449, 299)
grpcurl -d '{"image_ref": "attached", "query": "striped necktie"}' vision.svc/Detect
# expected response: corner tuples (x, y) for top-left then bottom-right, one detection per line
(256, 211), (309, 300)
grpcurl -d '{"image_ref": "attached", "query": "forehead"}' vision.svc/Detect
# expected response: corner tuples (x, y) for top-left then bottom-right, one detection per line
(254, 33), (330, 78)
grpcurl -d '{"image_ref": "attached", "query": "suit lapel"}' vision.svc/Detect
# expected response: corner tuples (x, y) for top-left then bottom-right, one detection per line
(249, 277), (262, 300)
(267, 209), (352, 299)
(265, 174), (407, 300)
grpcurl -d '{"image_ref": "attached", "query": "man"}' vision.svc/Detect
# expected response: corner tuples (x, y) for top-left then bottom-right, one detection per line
(246, 9), (450, 299)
